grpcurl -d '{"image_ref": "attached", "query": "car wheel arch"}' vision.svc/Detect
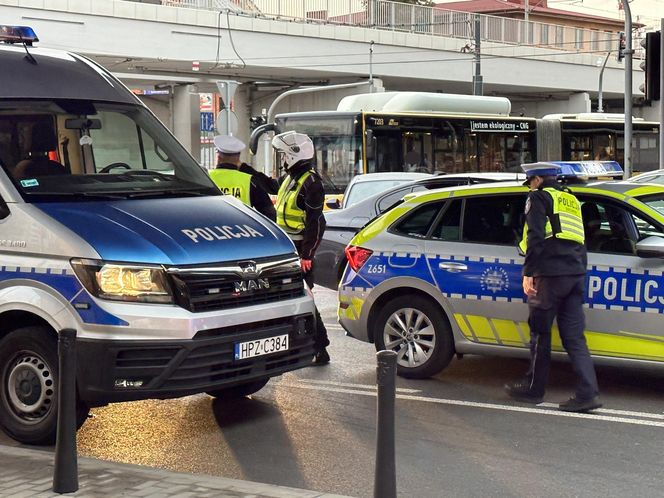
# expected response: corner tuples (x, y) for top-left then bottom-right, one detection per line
(365, 278), (455, 344)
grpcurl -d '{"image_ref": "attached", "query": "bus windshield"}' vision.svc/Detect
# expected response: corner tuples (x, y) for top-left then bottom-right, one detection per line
(276, 113), (360, 194)
(0, 100), (218, 201)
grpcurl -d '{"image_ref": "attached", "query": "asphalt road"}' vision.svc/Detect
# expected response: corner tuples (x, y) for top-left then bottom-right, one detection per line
(4, 288), (664, 497)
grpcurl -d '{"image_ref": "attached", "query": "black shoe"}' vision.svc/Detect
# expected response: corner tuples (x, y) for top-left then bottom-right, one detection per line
(559, 396), (602, 413)
(504, 382), (544, 404)
(312, 349), (330, 365)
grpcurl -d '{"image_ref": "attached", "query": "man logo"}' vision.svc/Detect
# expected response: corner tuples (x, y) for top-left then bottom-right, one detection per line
(239, 261), (257, 275)
(233, 278), (270, 294)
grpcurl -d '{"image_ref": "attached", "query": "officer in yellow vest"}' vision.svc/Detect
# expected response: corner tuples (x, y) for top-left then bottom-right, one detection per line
(210, 135), (276, 221)
(506, 162), (601, 413)
(272, 131), (330, 365)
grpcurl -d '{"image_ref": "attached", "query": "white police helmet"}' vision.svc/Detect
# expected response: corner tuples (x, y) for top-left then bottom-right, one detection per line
(271, 131), (314, 169)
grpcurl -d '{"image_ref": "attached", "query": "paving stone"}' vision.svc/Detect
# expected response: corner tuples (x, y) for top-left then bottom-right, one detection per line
(0, 445), (356, 498)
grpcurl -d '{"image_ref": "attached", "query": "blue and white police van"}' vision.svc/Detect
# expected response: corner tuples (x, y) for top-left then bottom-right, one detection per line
(0, 26), (317, 444)
(339, 161), (664, 379)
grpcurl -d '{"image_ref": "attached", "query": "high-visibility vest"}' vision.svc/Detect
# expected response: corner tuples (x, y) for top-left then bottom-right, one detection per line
(276, 170), (313, 240)
(209, 168), (251, 205)
(519, 187), (585, 253)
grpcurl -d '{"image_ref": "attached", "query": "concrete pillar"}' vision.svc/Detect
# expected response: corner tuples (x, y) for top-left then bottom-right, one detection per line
(567, 92), (591, 113)
(173, 85), (200, 161)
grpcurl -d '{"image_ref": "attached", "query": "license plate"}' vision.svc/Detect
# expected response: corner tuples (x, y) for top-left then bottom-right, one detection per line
(234, 334), (289, 360)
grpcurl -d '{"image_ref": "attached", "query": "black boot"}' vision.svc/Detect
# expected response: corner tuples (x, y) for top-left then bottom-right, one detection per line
(312, 348), (330, 365)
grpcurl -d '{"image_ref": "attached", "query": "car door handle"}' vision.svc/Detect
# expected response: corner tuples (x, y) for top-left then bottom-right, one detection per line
(438, 262), (468, 272)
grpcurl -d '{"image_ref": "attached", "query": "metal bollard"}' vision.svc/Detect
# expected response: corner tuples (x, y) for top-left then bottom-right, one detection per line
(53, 328), (79, 494)
(374, 350), (397, 498)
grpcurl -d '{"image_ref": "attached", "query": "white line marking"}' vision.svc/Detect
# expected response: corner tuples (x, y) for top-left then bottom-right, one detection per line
(287, 384), (664, 428)
(538, 402), (664, 420)
(296, 378), (421, 394)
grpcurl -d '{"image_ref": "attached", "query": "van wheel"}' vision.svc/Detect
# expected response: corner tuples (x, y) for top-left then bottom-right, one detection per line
(0, 327), (90, 445)
(206, 378), (269, 400)
(374, 296), (455, 379)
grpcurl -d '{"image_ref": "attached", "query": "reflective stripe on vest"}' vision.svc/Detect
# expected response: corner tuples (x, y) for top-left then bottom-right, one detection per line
(519, 187), (585, 253)
(209, 169), (251, 205)
(276, 170), (313, 238)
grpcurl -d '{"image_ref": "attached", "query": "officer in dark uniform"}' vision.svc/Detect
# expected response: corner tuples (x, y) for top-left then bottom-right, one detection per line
(272, 131), (330, 365)
(210, 135), (276, 221)
(505, 162), (601, 412)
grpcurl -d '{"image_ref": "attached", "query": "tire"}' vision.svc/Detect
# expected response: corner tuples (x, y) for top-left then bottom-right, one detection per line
(374, 295), (455, 379)
(206, 378), (269, 400)
(0, 326), (89, 445)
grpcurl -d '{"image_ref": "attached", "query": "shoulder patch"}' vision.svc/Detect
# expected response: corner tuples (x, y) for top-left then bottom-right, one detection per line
(525, 196), (531, 215)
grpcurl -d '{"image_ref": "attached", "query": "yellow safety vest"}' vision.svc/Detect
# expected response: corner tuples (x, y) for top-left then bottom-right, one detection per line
(276, 171), (313, 239)
(519, 187), (585, 253)
(209, 168), (251, 205)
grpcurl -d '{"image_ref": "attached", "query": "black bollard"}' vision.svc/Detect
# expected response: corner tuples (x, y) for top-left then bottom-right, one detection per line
(374, 350), (397, 498)
(53, 328), (79, 494)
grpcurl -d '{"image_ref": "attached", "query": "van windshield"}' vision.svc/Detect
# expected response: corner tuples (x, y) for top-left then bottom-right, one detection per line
(0, 100), (219, 201)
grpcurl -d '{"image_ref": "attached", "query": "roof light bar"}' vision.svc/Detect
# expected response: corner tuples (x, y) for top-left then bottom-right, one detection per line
(0, 25), (39, 45)
(552, 161), (623, 180)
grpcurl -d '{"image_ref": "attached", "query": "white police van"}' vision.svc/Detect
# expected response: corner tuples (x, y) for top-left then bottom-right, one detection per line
(0, 27), (317, 444)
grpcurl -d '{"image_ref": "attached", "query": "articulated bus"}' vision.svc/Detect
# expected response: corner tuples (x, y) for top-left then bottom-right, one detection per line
(267, 92), (660, 197)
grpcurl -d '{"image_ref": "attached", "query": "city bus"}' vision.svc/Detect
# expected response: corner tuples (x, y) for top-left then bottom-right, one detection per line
(259, 92), (660, 197)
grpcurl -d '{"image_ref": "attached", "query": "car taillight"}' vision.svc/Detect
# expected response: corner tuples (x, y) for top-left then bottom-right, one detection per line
(345, 245), (373, 272)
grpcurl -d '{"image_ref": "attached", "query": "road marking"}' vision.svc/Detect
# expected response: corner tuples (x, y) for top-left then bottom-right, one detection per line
(287, 383), (664, 428)
(296, 378), (421, 394)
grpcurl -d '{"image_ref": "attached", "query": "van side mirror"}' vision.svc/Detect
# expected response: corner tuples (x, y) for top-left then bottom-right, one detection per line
(635, 235), (664, 258)
(365, 129), (376, 161)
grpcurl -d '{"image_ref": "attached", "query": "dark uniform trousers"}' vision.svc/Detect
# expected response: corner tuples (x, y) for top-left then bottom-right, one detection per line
(526, 275), (599, 400)
(294, 241), (330, 352)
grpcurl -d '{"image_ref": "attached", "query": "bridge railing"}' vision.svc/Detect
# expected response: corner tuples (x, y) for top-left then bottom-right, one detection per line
(152, 0), (642, 58)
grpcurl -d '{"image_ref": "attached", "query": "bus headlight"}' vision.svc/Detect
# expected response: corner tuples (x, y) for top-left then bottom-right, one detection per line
(71, 259), (174, 304)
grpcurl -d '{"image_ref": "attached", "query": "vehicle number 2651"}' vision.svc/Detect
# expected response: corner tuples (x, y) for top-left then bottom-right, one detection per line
(365, 264), (387, 274)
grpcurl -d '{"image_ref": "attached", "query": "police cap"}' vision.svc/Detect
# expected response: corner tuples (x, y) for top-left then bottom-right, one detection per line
(520, 162), (561, 185)
(214, 135), (245, 154)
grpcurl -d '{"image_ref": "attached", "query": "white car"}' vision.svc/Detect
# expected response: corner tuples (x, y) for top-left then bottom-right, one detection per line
(630, 169), (664, 185)
(329, 172), (432, 210)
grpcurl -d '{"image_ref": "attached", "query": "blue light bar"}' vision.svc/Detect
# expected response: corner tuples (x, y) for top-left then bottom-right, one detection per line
(550, 161), (623, 179)
(0, 26), (39, 45)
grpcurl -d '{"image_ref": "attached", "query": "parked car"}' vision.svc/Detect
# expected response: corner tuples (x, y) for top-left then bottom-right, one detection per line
(338, 162), (664, 379)
(629, 169), (664, 185)
(326, 172), (432, 210)
(313, 172), (524, 289)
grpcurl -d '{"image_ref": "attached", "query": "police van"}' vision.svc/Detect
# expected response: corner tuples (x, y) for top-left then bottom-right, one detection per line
(338, 161), (664, 379)
(0, 26), (317, 444)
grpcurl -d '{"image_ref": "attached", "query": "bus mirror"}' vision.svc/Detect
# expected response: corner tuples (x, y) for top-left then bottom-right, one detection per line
(249, 123), (281, 155)
(365, 129), (376, 160)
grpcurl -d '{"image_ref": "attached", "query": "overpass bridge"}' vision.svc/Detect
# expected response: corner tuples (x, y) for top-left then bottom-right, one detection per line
(0, 0), (650, 164)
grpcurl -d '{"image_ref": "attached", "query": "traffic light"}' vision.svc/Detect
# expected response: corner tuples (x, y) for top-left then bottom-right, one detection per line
(639, 31), (661, 101)
(617, 31), (626, 62)
(250, 115), (266, 130)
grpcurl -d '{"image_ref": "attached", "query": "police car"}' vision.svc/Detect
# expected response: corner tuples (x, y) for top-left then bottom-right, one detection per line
(0, 26), (317, 444)
(338, 161), (664, 378)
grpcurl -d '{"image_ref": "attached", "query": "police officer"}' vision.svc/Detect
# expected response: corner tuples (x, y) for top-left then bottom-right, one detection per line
(210, 135), (276, 221)
(505, 162), (601, 412)
(272, 131), (330, 365)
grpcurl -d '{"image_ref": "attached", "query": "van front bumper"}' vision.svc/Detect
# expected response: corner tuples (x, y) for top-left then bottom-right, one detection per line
(77, 313), (315, 407)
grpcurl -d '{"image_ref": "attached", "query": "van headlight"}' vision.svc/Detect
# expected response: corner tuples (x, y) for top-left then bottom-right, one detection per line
(71, 259), (174, 304)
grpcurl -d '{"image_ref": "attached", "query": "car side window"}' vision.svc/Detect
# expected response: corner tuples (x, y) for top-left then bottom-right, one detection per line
(377, 187), (411, 214)
(579, 199), (637, 255)
(392, 202), (445, 239)
(461, 195), (526, 245)
(430, 200), (462, 241)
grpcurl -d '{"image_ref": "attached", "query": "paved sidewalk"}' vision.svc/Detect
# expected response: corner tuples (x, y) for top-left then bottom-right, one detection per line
(0, 445), (353, 498)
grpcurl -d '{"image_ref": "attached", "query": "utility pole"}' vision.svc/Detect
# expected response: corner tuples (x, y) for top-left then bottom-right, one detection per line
(597, 52), (611, 112)
(622, 0), (633, 179)
(524, 0), (529, 22)
(473, 15), (483, 96)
